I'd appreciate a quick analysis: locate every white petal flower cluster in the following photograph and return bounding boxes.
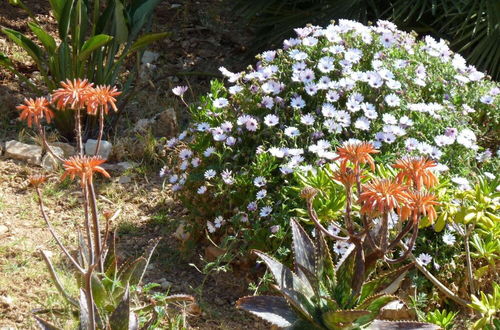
[165,19,499,235]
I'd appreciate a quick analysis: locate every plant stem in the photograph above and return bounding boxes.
[84,268,96,330]
[83,185,95,266]
[75,109,84,156]
[306,199,349,241]
[379,211,389,251]
[398,241,470,307]
[464,224,476,296]
[94,107,104,156]
[37,125,65,163]
[88,181,103,272]
[35,187,85,273]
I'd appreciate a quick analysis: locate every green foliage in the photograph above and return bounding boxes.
[425,309,458,330]
[1,0,167,136]
[237,219,438,329]
[468,283,500,330]
[35,237,194,328]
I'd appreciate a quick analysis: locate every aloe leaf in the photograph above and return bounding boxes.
[254,250,314,299]
[359,263,414,302]
[129,0,164,40]
[79,34,113,61]
[236,295,298,328]
[1,28,43,66]
[118,257,147,289]
[322,309,371,328]
[91,273,108,309]
[332,245,356,307]
[114,0,129,44]
[28,22,57,54]
[291,218,317,283]
[48,0,66,22]
[128,32,169,53]
[33,315,60,330]
[40,250,79,308]
[367,320,441,329]
[355,294,399,326]
[109,285,131,330]
[79,289,90,330]
[317,231,336,294]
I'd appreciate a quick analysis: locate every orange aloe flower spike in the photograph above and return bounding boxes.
[332,168,359,188]
[393,157,438,190]
[85,85,122,115]
[28,174,48,187]
[61,155,110,186]
[336,141,379,173]
[51,78,94,110]
[16,97,54,128]
[359,179,409,217]
[402,191,439,224]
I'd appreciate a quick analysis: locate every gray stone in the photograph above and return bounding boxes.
[5,140,42,165]
[85,139,112,160]
[116,161,137,171]
[141,50,160,64]
[118,176,132,184]
[134,118,155,132]
[49,142,75,157]
[158,278,172,290]
[41,146,64,171]
[152,108,178,138]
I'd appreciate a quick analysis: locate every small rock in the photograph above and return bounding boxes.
[85,139,112,160]
[0,295,13,307]
[49,142,75,157]
[134,118,155,132]
[158,278,172,290]
[0,224,8,235]
[41,250,54,258]
[5,140,42,165]
[173,222,190,242]
[152,108,178,138]
[141,50,160,64]
[116,161,137,171]
[41,146,64,171]
[380,300,415,320]
[171,3,181,8]
[118,176,132,184]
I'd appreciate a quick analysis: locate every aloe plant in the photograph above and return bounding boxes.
[2,0,168,138]
[237,219,439,329]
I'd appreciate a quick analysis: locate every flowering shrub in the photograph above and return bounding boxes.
[164,19,499,250]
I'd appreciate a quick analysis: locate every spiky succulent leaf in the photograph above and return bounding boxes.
[367,320,441,329]
[254,250,314,299]
[236,295,299,328]
[33,315,59,330]
[273,285,316,324]
[354,294,399,326]
[332,245,356,308]
[316,231,336,296]
[91,273,108,309]
[79,289,90,330]
[359,263,414,302]
[322,309,371,329]
[109,285,133,330]
[291,218,317,282]
[119,257,147,288]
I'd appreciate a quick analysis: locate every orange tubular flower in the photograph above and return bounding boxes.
[336,141,379,173]
[401,191,439,223]
[393,157,438,190]
[359,179,409,217]
[28,174,47,187]
[51,78,94,110]
[85,85,121,115]
[332,168,358,188]
[17,97,54,128]
[62,155,110,186]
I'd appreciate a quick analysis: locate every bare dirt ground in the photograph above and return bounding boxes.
[0,0,269,328]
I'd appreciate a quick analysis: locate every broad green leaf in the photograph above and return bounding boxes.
[79,34,113,61]
[236,295,298,328]
[129,32,169,53]
[56,41,71,80]
[355,294,399,326]
[91,274,108,308]
[1,28,43,66]
[27,22,57,54]
[291,218,316,283]
[58,0,74,40]
[277,285,316,324]
[129,0,164,38]
[49,0,66,22]
[114,0,129,44]
[0,52,14,68]
[254,250,314,299]
[317,231,336,294]
[322,309,370,328]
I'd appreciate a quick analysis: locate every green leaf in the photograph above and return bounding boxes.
[27,22,57,54]
[58,0,74,40]
[291,218,316,283]
[48,0,66,22]
[129,0,164,39]
[254,250,314,299]
[91,274,108,308]
[355,294,399,326]
[359,263,414,302]
[276,285,316,324]
[118,257,147,289]
[114,0,129,44]
[0,52,14,68]
[317,231,336,294]
[1,28,43,66]
[236,295,298,328]
[129,32,169,53]
[322,309,371,328]
[109,285,133,330]
[79,34,113,61]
